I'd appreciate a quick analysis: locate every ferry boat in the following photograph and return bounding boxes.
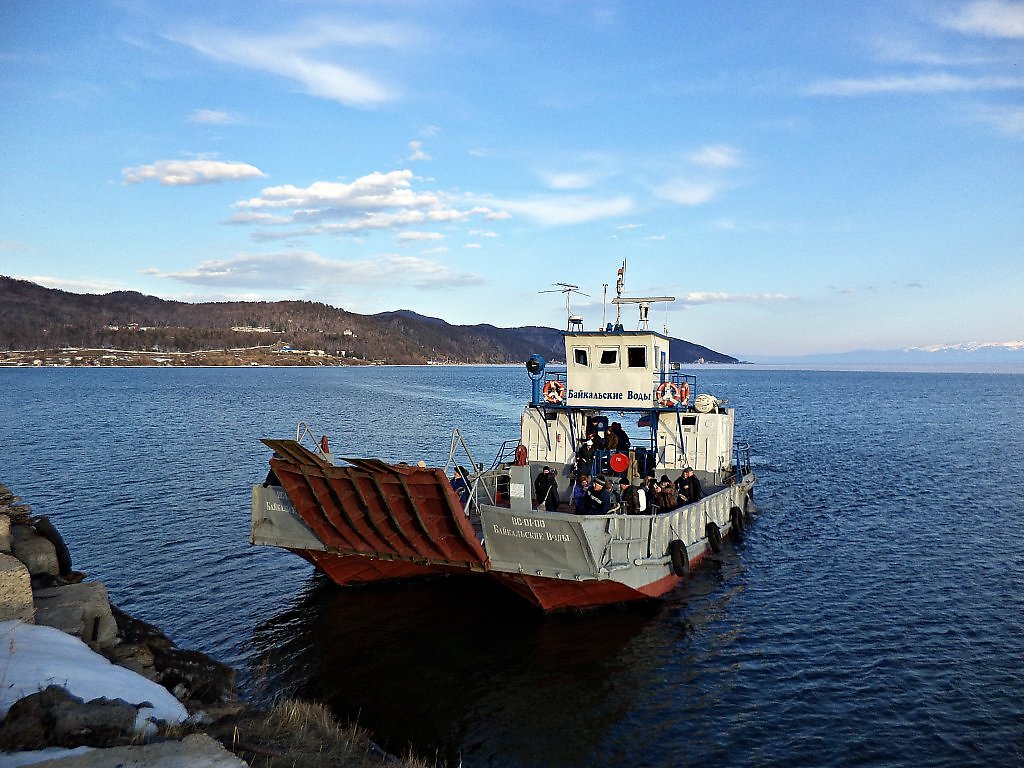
[251,264,756,611]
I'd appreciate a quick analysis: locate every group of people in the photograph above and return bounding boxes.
[558,467,704,515]
[460,448,706,518]
[573,422,632,477]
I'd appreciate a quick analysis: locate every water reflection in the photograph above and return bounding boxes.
[247,546,748,766]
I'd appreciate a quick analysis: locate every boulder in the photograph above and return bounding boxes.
[34,581,118,649]
[0,552,34,622]
[0,685,141,750]
[10,523,59,578]
[0,513,12,553]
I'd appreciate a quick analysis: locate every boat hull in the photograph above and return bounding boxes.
[253,442,754,611]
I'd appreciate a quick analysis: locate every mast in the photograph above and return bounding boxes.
[611,260,675,331]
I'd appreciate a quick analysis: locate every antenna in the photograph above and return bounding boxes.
[610,260,674,331]
[539,282,590,331]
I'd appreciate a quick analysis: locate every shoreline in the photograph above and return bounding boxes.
[0,482,432,767]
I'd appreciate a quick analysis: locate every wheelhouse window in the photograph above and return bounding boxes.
[627,346,647,368]
[599,348,618,366]
[573,348,589,366]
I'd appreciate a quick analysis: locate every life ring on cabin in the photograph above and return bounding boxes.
[543,380,566,404]
[319,435,330,454]
[729,506,744,538]
[656,381,684,407]
[705,521,723,553]
[669,539,689,577]
[514,444,528,466]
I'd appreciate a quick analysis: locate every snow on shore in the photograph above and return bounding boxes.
[0,621,188,732]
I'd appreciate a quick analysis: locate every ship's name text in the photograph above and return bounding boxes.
[567,389,651,402]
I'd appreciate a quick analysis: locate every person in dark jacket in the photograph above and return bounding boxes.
[621,476,648,514]
[534,466,560,511]
[652,475,678,511]
[582,475,613,514]
[574,438,596,477]
[608,422,630,452]
[676,467,704,504]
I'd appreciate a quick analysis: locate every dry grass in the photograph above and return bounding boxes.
[205,698,440,768]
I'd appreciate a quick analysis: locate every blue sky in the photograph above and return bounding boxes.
[2,0,1022,358]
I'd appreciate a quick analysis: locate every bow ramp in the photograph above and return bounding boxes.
[258,439,488,576]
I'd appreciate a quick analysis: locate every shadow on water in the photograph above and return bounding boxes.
[246,544,749,767]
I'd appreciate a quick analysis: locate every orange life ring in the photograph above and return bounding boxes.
[656,381,682,407]
[679,381,691,404]
[320,435,330,453]
[543,380,566,404]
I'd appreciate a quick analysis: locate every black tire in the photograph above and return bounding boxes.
[669,539,689,577]
[705,521,723,553]
[729,506,744,538]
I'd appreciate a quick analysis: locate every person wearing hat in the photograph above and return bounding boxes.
[622,475,648,515]
[582,474,613,515]
[534,465,560,511]
[676,467,704,505]
[652,474,678,511]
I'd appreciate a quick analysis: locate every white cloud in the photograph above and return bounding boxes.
[493,195,634,226]
[237,170,429,210]
[654,180,720,206]
[542,172,598,190]
[971,103,1024,137]
[398,231,443,241]
[679,292,794,305]
[151,250,482,289]
[123,159,266,186]
[20,275,125,293]
[939,0,1024,39]
[188,109,237,125]
[168,20,413,107]
[689,145,742,168]
[408,140,430,161]
[805,72,1024,95]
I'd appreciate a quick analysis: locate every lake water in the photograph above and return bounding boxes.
[1,365,1022,767]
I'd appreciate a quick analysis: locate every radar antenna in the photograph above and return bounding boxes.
[540,282,590,331]
[610,260,675,331]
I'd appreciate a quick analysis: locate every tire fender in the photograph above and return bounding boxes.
[705,521,723,553]
[669,539,689,577]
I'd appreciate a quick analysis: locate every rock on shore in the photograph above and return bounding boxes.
[0,484,243,764]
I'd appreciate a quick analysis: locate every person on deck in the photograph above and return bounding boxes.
[571,474,590,512]
[534,466,560,511]
[613,477,630,509]
[622,476,648,515]
[574,438,596,477]
[676,467,705,505]
[609,422,630,452]
[450,467,470,507]
[652,475,678,511]
[582,475,613,515]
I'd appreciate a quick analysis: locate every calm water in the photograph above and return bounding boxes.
[1,366,1022,767]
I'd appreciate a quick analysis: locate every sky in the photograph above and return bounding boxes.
[1,0,1022,359]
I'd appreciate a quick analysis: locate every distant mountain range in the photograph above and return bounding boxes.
[752,342,1024,367]
[0,276,738,365]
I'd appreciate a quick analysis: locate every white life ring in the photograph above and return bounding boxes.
[656,381,684,407]
[543,380,566,404]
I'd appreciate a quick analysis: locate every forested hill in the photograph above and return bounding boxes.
[0,276,739,365]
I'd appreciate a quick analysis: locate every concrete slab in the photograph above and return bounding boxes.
[8,733,249,767]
